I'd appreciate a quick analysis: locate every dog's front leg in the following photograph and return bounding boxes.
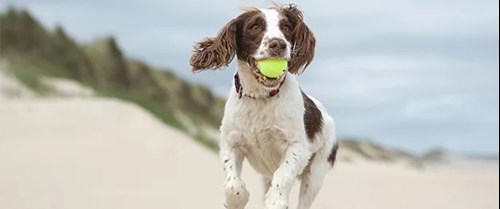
[220,136,249,209]
[265,140,311,209]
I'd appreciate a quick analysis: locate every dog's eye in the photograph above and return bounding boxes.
[249,24,260,32]
[282,25,292,32]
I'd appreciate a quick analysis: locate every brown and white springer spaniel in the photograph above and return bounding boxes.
[190,4,338,209]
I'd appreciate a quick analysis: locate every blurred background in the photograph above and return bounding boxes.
[0,0,498,209]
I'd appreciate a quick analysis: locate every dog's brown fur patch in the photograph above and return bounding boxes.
[328,143,339,167]
[302,91,323,142]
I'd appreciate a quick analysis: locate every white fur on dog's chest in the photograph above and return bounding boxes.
[239,127,288,177]
[222,93,305,177]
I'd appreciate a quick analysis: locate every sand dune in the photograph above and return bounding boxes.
[0,93,498,209]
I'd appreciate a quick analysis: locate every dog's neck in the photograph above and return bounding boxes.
[236,60,287,99]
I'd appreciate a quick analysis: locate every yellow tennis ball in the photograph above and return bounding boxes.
[257,59,288,78]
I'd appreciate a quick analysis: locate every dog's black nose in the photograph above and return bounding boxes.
[268,38,287,56]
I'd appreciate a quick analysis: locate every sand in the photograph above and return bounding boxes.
[0,78,498,209]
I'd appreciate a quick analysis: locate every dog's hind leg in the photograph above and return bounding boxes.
[296,146,336,209]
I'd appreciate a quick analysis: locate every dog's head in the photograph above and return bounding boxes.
[190,4,315,86]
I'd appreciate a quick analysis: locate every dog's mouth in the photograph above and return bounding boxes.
[248,59,286,88]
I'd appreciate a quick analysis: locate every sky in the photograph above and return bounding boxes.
[1,0,498,154]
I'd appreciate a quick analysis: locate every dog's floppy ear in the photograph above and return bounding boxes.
[190,18,239,72]
[282,4,316,75]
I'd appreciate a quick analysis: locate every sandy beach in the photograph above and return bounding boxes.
[0,81,498,209]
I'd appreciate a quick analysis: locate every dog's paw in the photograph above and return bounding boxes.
[224,178,249,209]
[264,187,289,209]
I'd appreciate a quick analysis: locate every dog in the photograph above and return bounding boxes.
[190,4,338,209]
